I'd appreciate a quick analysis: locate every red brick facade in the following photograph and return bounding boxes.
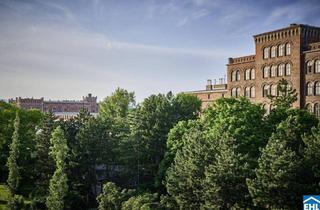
[192,24,320,116]
[9,93,98,119]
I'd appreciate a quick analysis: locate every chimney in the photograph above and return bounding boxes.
[206,79,213,90]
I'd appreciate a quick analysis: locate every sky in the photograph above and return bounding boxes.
[0,0,320,102]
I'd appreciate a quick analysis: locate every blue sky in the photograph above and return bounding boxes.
[0,0,320,101]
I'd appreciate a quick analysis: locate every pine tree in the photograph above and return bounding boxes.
[46,126,69,210]
[6,112,21,194]
[203,137,251,209]
[33,111,56,204]
[247,115,316,209]
[165,129,215,209]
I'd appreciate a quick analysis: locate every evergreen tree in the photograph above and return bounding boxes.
[165,129,215,209]
[247,114,317,209]
[6,112,21,194]
[203,137,251,209]
[33,111,56,206]
[46,126,69,210]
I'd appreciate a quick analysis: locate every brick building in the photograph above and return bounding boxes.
[9,93,98,119]
[192,24,320,117]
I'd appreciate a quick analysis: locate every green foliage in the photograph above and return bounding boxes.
[204,137,252,209]
[202,97,268,160]
[6,112,21,194]
[166,129,214,209]
[8,194,26,210]
[0,184,10,210]
[247,113,318,209]
[33,111,56,205]
[268,78,298,109]
[121,192,158,210]
[46,126,69,210]
[99,88,135,123]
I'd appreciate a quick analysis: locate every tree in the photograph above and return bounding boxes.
[33,111,56,206]
[6,112,21,194]
[46,126,69,210]
[268,78,298,109]
[99,88,135,123]
[171,93,201,122]
[165,129,215,209]
[74,117,114,208]
[97,182,135,210]
[247,113,317,209]
[203,137,251,209]
[121,192,158,210]
[130,93,174,189]
[155,120,200,190]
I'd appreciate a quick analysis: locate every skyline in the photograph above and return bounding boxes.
[1,0,320,102]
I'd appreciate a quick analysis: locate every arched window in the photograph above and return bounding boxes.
[315,60,320,73]
[263,84,270,97]
[315,82,320,95]
[245,87,251,97]
[306,61,313,74]
[271,46,277,58]
[232,71,237,81]
[287,83,292,93]
[236,70,241,81]
[245,69,251,80]
[278,64,285,76]
[271,84,277,96]
[231,88,237,97]
[314,103,320,118]
[236,87,241,98]
[251,69,255,80]
[278,44,285,56]
[285,63,291,76]
[286,43,291,55]
[251,86,255,98]
[263,66,270,78]
[306,103,312,114]
[264,47,270,59]
[271,65,277,77]
[307,82,313,96]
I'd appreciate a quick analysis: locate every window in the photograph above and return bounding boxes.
[263,66,270,78]
[236,70,240,81]
[287,83,292,94]
[208,94,211,99]
[315,82,320,95]
[264,47,270,59]
[271,46,277,58]
[285,63,291,76]
[251,86,255,98]
[307,61,313,74]
[231,88,237,97]
[316,60,320,73]
[236,87,241,98]
[271,85,277,96]
[278,64,285,76]
[307,82,313,96]
[245,87,251,97]
[251,69,255,80]
[286,43,291,55]
[306,104,312,114]
[278,44,285,56]
[232,71,237,81]
[315,103,320,118]
[271,65,277,77]
[245,69,251,80]
[263,85,270,97]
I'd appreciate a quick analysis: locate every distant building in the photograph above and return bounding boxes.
[9,93,99,120]
[191,23,320,117]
